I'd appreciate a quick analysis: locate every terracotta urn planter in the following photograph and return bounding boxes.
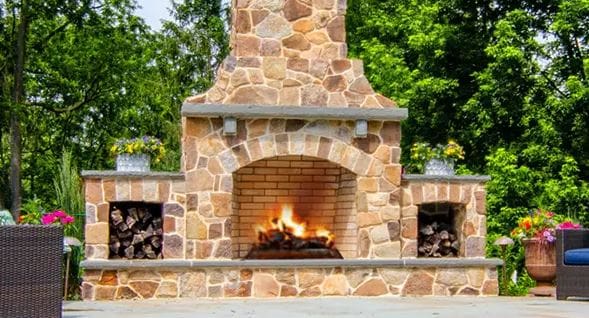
[522,238,556,296]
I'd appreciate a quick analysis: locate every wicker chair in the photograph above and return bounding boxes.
[556,229,589,300]
[0,225,64,318]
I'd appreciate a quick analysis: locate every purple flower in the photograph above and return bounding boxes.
[543,230,556,243]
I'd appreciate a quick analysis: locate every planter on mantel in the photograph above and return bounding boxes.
[116,154,150,172]
[424,159,455,176]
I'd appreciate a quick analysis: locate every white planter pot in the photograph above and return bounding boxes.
[116,154,150,172]
[424,158,454,176]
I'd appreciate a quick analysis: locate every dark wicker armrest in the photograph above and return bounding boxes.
[556,229,589,265]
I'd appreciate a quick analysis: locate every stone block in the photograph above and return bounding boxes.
[373,241,401,258]
[214,239,232,258]
[94,285,117,300]
[129,281,159,299]
[163,234,184,259]
[401,217,417,239]
[379,269,410,286]
[85,179,103,204]
[465,236,486,257]
[284,0,312,21]
[353,278,388,296]
[115,286,139,300]
[482,279,499,295]
[436,269,468,286]
[370,224,390,244]
[224,281,252,297]
[298,269,325,289]
[211,192,232,217]
[180,271,206,298]
[253,273,280,297]
[322,274,348,296]
[299,286,321,297]
[281,285,298,297]
[85,223,109,244]
[357,212,381,227]
[156,282,178,298]
[186,214,207,240]
[257,14,292,38]
[402,271,434,296]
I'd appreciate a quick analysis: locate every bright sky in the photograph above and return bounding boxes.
[135,0,172,31]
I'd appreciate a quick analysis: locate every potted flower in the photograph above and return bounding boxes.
[410,140,465,175]
[511,209,582,296]
[110,136,165,172]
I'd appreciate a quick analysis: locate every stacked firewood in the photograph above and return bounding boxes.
[418,221,460,257]
[109,206,163,259]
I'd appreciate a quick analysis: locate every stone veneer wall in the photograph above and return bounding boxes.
[232,155,357,258]
[81,265,498,300]
[186,0,397,108]
[84,174,186,260]
[183,117,403,259]
[399,176,489,259]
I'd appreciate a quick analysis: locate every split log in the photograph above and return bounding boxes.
[418,221,460,257]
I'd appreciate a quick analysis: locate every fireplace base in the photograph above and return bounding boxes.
[80,259,501,299]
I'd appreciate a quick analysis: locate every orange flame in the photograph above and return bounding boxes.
[255,204,334,245]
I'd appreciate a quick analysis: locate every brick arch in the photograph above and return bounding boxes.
[209,132,386,177]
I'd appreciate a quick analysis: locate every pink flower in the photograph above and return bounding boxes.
[53,210,66,218]
[41,214,57,225]
[557,221,582,230]
[61,215,75,224]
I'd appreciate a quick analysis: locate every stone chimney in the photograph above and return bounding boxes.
[185,0,396,108]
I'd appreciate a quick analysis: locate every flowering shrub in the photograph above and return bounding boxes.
[41,210,75,226]
[19,209,75,227]
[409,140,465,172]
[511,209,582,243]
[110,136,165,163]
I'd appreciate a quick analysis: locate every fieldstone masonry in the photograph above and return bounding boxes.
[81,0,499,300]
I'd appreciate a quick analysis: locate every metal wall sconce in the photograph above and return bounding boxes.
[223,117,237,136]
[355,119,368,138]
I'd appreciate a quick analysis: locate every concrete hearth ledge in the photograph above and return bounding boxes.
[181,104,409,121]
[81,170,185,179]
[81,258,502,270]
[402,174,491,182]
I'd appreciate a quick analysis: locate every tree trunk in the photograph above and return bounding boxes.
[9,2,28,218]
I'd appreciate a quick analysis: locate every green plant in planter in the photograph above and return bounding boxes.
[409,140,465,173]
[110,136,166,163]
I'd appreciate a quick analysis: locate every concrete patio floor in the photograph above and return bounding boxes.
[63,297,588,318]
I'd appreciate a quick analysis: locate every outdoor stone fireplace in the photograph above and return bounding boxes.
[80,0,500,300]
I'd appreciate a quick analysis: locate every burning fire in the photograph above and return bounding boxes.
[255,205,335,247]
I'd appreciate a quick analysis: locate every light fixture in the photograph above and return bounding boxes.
[355,119,368,138]
[223,117,237,136]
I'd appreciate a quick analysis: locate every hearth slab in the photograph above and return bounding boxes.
[81,258,502,270]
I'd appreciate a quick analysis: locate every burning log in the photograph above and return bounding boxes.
[245,205,341,259]
[418,221,460,257]
[109,205,163,259]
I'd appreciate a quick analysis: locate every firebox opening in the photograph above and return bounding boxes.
[417,202,465,258]
[231,155,357,259]
[108,201,164,259]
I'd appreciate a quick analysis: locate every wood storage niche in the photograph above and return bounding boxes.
[108,201,164,259]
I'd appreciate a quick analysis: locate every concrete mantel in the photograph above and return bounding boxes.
[402,174,491,183]
[81,170,185,180]
[181,104,409,121]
